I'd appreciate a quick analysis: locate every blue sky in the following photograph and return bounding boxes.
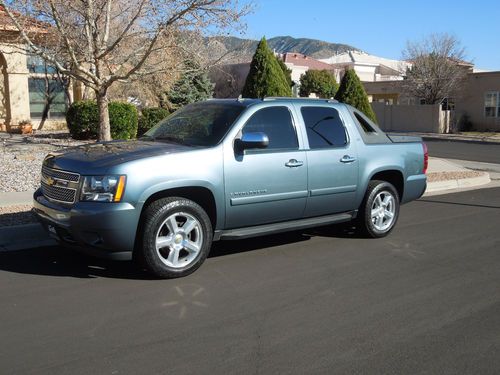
[238,0,500,70]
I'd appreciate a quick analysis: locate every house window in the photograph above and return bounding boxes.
[484,92,499,118]
[27,55,57,74]
[28,78,67,118]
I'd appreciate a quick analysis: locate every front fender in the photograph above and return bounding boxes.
[136,180,224,229]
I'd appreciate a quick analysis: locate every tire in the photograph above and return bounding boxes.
[138,197,213,279]
[357,180,400,238]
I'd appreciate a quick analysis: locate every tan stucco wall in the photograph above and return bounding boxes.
[0,43,31,128]
[372,102,446,133]
[0,56,6,123]
[455,72,500,131]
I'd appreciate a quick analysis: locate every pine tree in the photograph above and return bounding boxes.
[334,69,377,122]
[299,69,338,98]
[277,58,293,88]
[242,37,292,98]
[164,60,214,110]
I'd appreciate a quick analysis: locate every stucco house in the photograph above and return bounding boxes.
[320,51,409,83]
[364,68,500,132]
[0,6,78,132]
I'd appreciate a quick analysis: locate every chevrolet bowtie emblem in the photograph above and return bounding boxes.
[46,176,55,186]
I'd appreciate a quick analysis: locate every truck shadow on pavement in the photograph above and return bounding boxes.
[0,247,150,280]
[0,223,362,280]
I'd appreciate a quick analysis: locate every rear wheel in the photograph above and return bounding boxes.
[357,180,400,238]
[139,197,212,278]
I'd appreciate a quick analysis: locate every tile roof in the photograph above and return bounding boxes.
[0,5,49,33]
[282,52,335,71]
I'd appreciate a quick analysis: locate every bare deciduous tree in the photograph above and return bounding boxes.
[402,33,471,105]
[0,0,249,140]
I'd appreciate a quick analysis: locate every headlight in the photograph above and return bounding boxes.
[80,175,126,202]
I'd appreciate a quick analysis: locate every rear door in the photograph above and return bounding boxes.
[298,105,359,217]
[224,105,308,229]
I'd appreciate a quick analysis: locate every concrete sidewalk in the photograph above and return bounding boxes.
[0,157,494,253]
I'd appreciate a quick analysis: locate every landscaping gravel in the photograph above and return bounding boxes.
[0,150,49,193]
[0,132,90,193]
[426,170,483,182]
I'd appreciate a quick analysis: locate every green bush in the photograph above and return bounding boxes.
[66,100,138,140]
[138,107,170,136]
[66,100,99,139]
[108,102,138,140]
[299,69,338,98]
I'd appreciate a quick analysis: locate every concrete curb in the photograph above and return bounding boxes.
[0,191,34,207]
[0,223,56,252]
[425,172,491,193]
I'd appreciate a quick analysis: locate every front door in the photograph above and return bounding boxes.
[224,106,308,229]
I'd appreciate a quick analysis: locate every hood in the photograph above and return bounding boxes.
[43,140,193,173]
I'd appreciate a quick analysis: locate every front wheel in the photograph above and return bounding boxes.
[139,197,213,278]
[357,180,400,238]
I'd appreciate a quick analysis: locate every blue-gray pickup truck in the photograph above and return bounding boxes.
[33,98,428,278]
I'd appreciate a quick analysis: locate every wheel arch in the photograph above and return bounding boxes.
[140,186,218,229]
[368,169,404,201]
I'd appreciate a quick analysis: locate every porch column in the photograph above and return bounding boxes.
[3,44,30,126]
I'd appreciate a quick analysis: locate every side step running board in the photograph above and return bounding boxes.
[214,211,356,241]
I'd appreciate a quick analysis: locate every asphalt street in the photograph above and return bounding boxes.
[425,139,500,164]
[1,187,499,374]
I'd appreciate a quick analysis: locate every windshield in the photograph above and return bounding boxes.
[141,102,245,147]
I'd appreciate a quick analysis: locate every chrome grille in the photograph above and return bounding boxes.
[42,165,80,182]
[41,181,77,203]
[40,166,80,204]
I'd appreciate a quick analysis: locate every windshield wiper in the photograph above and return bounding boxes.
[138,134,156,141]
[154,136,192,146]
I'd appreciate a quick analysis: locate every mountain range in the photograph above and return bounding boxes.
[210,35,362,62]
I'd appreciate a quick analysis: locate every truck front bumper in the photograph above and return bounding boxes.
[33,189,140,260]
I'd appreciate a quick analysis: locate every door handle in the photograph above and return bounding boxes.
[340,155,356,163]
[285,159,304,168]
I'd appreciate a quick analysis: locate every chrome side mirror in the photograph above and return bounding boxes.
[235,132,269,152]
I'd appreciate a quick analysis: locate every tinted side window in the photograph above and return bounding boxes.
[243,107,298,150]
[301,107,347,148]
